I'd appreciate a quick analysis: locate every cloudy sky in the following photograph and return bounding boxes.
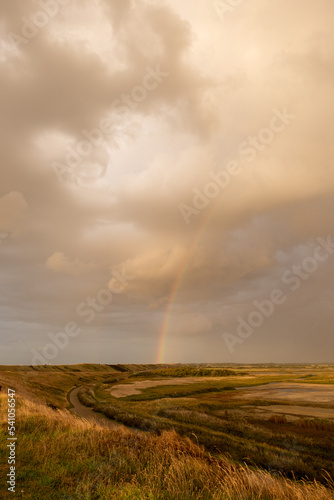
[1,0,334,365]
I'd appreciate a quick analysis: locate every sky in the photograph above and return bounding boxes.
[0,0,334,365]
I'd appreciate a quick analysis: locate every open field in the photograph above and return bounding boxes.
[0,363,334,498]
[237,383,334,404]
[87,364,334,486]
[257,405,334,420]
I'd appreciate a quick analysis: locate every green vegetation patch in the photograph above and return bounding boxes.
[131,367,245,378]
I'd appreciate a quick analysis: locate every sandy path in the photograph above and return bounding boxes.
[69,386,117,428]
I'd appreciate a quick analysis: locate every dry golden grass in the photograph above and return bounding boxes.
[296,418,334,431]
[267,414,288,424]
[1,394,333,499]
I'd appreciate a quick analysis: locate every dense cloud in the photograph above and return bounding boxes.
[0,0,333,364]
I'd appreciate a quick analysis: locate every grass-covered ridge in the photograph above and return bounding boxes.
[0,364,155,409]
[131,367,244,378]
[1,393,333,500]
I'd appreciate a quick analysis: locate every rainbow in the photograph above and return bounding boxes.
[155,249,190,364]
[156,205,218,364]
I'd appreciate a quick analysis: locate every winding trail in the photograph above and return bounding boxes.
[68,386,118,429]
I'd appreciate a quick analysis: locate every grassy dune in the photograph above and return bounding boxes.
[0,364,153,409]
[1,393,333,499]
